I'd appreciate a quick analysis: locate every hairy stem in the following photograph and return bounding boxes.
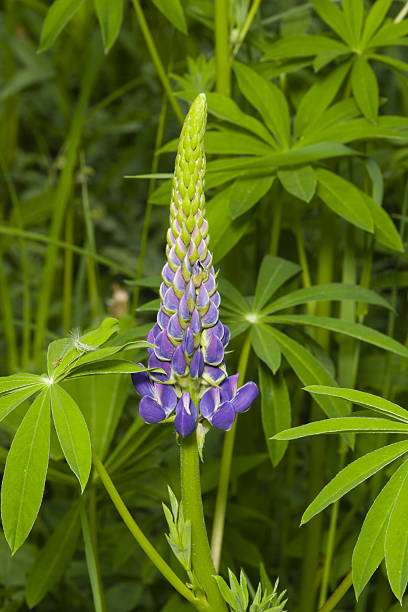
[180,435,227,611]
[210,331,252,572]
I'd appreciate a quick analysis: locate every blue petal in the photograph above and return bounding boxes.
[220,374,239,402]
[203,335,224,366]
[190,348,204,378]
[172,345,186,375]
[191,308,202,335]
[139,396,166,423]
[222,325,231,347]
[212,401,236,431]
[168,313,183,341]
[182,326,194,356]
[131,366,154,396]
[154,330,175,361]
[175,393,197,436]
[154,383,177,415]
[148,354,171,382]
[232,381,259,413]
[199,387,220,419]
[202,301,218,327]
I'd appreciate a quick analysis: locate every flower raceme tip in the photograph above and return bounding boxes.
[131,93,258,436]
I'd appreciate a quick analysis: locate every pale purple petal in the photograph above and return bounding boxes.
[212,401,236,431]
[203,273,216,295]
[182,327,194,356]
[211,291,221,309]
[168,246,180,269]
[203,365,226,385]
[154,330,175,360]
[139,396,166,424]
[157,308,170,330]
[179,293,190,323]
[168,313,183,341]
[233,381,259,413]
[191,308,202,335]
[197,285,209,311]
[159,282,167,301]
[185,280,196,308]
[148,354,171,382]
[172,345,186,375]
[203,335,224,366]
[202,301,218,327]
[220,374,239,402]
[222,325,231,347]
[131,367,154,396]
[190,348,204,378]
[164,287,179,314]
[199,387,220,419]
[173,268,185,296]
[212,321,224,339]
[154,383,177,415]
[162,263,175,285]
[174,393,197,436]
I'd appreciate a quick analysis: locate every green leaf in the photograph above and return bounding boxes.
[39,0,85,52]
[369,52,408,74]
[295,62,352,138]
[305,386,408,423]
[152,0,187,34]
[0,385,46,423]
[252,325,281,374]
[230,176,274,220]
[316,168,374,232]
[342,0,364,46]
[262,34,349,60]
[80,506,105,612]
[369,20,408,48]
[253,255,301,311]
[352,458,408,599]
[47,338,72,376]
[94,0,123,52]
[1,388,51,553]
[259,365,291,467]
[64,374,130,459]
[278,166,316,202]
[302,440,408,525]
[267,328,350,421]
[311,0,354,45]
[361,191,403,252]
[50,385,91,491]
[275,417,408,440]
[233,62,291,149]
[361,0,393,47]
[66,360,151,378]
[205,130,273,156]
[351,56,379,123]
[0,374,45,396]
[26,501,81,607]
[264,283,392,314]
[218,279,249,314]
[385,463,408,601]
[268,314,408,359]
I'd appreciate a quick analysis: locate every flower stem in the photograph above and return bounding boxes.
[215,0,231,97]
[131,0,184,124]
[179,435,227,611]
[318,570,352,612]
[92,453,199,607]
[210,330,252,572]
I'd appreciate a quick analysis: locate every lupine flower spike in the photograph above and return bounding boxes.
[132,94,258,436]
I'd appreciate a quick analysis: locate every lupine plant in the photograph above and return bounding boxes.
[1,0,408,611]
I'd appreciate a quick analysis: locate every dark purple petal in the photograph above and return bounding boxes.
[139,396,166,424]
[172,345,186,375]
[197,285,209,311]
[220,374,239,402]
[173,268,185,296]
[191,308,202,335]
[131,367,154,396]
[203,365,226,385]
[199,387,219,419]
[179,293,190,323]
[162,263,175,286]
[190,348,204,378]
[203,335,224,366]
[222,325,231,347]
[168,313,183,341]
[164,287,179,314]
[157,308,170,330]
[154,383,177,415]
[182,327,194,356]
[148,354,171,382]
[202,300,218,327]
[153,323,161,337]
[154,330,175,360]
[212,401,236,431]
[147,329,155,356]
[174,393,197,436]
[232,381,259,413]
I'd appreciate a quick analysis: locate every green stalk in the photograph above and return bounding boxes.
[63,206,74,334]
[269,197,282,256]
[0,256,19,372]
[133,94,168,309]
[210,331,252,572]
[180,435,227,611]
[300,206,334,612]
[92,453,200,607]
[131,0,183,124]
[318,570,352,612]
[34,40,101,361]
[80,502,107,612]
[232,0,262,57]
[214,0,231,97]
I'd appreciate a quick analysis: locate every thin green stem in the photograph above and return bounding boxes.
[34,40,101,361]
[180,435,227,611]
[0,256,19,372]
[63,206,74,334]
[133,94,168,309]
[232,0,262,57]
[215,0,231,96]
[92,453,199,607]
[80,502,107,612]
[210,330,252,572]
[395,1,408,23]
[269,197,282,256]
[131,0,183,124]
[318,570,353,612]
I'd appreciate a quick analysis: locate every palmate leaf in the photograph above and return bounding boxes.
[352,458,408,599]
[253,256,300,311]
[311,0,353,45]
[0,374,45,396]
[361,0,393,47]
[301,440,408,525]
[39,0,85,52]
[1,388,51,553]
[252,325,281,374]
[262,34,349,60]
[94,0,123,52]
[385,467,408,601]
[229,176,274,220]
[0,385,46,423]
[277,166,316,203]
[259,365,291,467]
[152,0,187,34]
[351,56,379,123]
[274,417,408,440]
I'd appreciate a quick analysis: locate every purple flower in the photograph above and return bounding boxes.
[132,369,177,424]
[199,375,259,430]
